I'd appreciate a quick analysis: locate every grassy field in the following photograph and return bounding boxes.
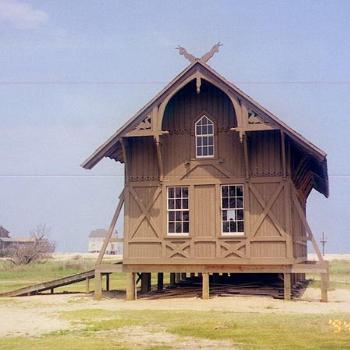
[0,309,350,350]
[1,256,350,294]
[0,257,350,349]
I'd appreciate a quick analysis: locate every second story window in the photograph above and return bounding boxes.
[195,115,214,158]
[167,187,189,235]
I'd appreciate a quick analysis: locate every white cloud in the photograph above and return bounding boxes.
[0,0,48,29]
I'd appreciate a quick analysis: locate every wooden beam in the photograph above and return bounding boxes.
[141,273,151,293]
[281,131,287,179]
[284,273,291,300]
[202,272,209,299]
[105,274,110,292]
[154,135,164,181]
[291,189,324,262]
[243,133,249,180]
[94,271,102,300]
[157,273,164,291]
[170,272,176,286]
[321,273,328,302]
[96,190,125,266]
[126,272,136,301]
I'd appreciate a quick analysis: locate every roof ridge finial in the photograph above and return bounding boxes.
[176,42,223,64]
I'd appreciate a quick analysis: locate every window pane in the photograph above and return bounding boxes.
[183,222,189,233]
[183,211,189,221]
[208,146,214,155]
[175,211,182,221]
[229,198,235,208]
[223,221,229,232]
[237,209,244,220]
[208,124,213,134]
[203,137,207,146]
[236,198,243,208]
[175,187,182,198]
[168,199,174,209]
[236,186,243,196]
[202,125,207,134]
[197,137,202,146]
[196,125,201,134]
[168,222,175,233]
[229,186,235,196]
[222,210,227,221]
[168,188,174,198]
[197,147,203,156]
[175,199,182,209]
[182,199,188,209]
[222,198,228,208]
[237,221,244,232]
[230,221,236,232]
[222,186,228,197]
[203,147,208,156]
[208,136,213,145]
[169,211,175,221]
[176,222,182,233]
[182,187,188,198]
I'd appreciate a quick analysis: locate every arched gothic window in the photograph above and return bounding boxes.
[195,115,214,158]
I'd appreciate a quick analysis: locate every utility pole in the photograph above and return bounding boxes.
[320,232,327,256]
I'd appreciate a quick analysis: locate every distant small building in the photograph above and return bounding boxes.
[0,226,35,255]
[0,226,10,238]
[88,229,121,255]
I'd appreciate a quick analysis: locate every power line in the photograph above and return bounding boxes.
[1,80,350,86]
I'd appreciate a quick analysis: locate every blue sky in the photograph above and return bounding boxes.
[0,0,349,252]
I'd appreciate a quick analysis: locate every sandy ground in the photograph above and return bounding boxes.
[1,287,350,338]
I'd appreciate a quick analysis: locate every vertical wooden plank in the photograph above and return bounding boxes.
[189,184,195,257]
[285,180,293,259]
[105,274,110,292]
[126,272,136,301]
[202,272,209,299]
[215,183,221,258]
[141,273,151,293]
[94,271,102,300]
[321,273,328,302]
[284,273,291,300]
[157,273,164,291]
[244,182,251,259]
[170,272,176,286]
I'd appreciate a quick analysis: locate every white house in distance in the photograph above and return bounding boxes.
[88,229,121,255]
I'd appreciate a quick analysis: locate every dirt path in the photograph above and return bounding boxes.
[1,287,350,338]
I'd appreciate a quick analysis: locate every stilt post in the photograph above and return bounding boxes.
[321,273,328,302]
[202,272,209,299]
[126,272,136,300]
[284,273,291,300]
[170,273,176,286]
[157,273,164,291]
[106,274,110,291]
[95,271,102,300]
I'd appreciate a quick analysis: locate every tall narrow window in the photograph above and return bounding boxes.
[221,185,244,235]
[167,187,189,235]
[195,115,214,158]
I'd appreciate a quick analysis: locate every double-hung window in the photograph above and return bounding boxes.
[221,185,244,235]
[195,115,214,158]
[167,187,189,235]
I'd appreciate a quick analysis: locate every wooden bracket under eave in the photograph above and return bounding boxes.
[154,135,164,181]
[125,130,169,138]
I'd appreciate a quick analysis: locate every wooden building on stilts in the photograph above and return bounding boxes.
[82,45,329,301]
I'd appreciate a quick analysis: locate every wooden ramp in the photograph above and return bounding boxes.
[0,269,96,297]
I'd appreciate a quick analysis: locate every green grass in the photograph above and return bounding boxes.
[308,259,350,290]
[1,309,350,350]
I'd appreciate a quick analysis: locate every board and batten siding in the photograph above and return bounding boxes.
[123,80,305,265]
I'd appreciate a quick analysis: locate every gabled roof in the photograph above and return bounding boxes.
[82,60,328,197]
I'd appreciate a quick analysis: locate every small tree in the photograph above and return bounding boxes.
[7,224,55,265]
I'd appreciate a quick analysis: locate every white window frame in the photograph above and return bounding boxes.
[221,184,245,236]
[167,186,190,236]
[195,115,215,158]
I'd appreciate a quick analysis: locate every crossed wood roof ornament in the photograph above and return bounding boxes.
[176,42,223,64]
